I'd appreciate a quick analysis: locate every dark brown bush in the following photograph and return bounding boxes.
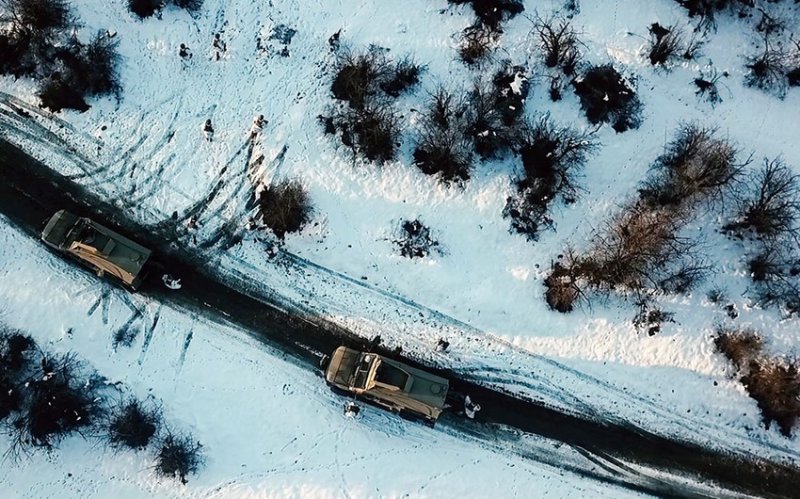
[458,23,499,66]
[725,158,800,239]
[647,23,685,67]
[535,16,581,75]
[714,328,763,371]
[449,0,524,29]
[258,179,312,239]
[572,64,642,132]
[155,431,204,484]
[413,88,473,182]
[741,359,800,436]
[108,398,160,450]
[639,124,741,209]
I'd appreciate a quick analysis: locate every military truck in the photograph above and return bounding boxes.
[41,210,152,290]
[324,346,449,426]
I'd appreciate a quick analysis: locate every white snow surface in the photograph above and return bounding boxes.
[1,0,799,488]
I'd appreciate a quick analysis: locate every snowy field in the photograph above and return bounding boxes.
[1,0,799,493]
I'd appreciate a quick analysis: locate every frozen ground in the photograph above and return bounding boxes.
[0,0,799,489]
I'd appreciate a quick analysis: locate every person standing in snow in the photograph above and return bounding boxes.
[249,114,266,140]
[203,119,214,142]
[464,395,481,419]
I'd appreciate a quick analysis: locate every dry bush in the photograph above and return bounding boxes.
[694,66,725,105]
[257,179,312,239]
[0,330,35,421]
[170,0,202,11]
[535,16,581,75]
[108,398,160,450]
[647,23,686,67]
[572,64,642,132]
[394,219,440,258]
[580,204,707,293]
[448,0,524,29]
[504,116,595,240]
[9,352,103,452]
[464,67,529,159]
[639,124,741,209]
[633,301,675,336]
[331,49,391,110]
[128,0,162,18]
[379,56,421,98]
[714,328,763,370]
[544,252,585,312]
[674,0,745,31]
[741,358,800,436]
[155,430,204,484]
[458,23,499,66]
[746,240,800,315]
[332,99,402,164]
[725,158,800,239]
[1,0,73,41]
[745,34,794,97]
[413,87,473,182]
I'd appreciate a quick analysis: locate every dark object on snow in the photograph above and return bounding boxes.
[344,401,360,417]
[128,0,162,18]
[179,43,192,59]
[449,0,524,29]
[435,339,450,352]
[328,29,341,51]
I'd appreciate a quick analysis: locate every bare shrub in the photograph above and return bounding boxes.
[725,159,800,240]
[647,23,686,67]
[633,300,674,336]
[155,430,204,484]
[10,352,103,451]
[331,48,390,110]
[714,328,763,370]
[745,35,793,97]
[741,358,800,436]
[394,219,440,258]
[464,68,529,159]
[458,23,499,66]
[0,330,35,421]
[128,0,162,18]
[108,398,160,450]
[379,56,421,98]
[169,0,202,12]
[257,179,312,239]
[674,0,744,31]
[333,99,402,164]
[535,16,581,75]
[544,253,585,312]
[37,75,90,112]
[572,64,642,132]
[639,124,742,209]
[694,66,725,105]
[412,87,473,182]
[1,0,73,42]
[504,116,595,240]
[579,204,707,293]
[448,0,524,29]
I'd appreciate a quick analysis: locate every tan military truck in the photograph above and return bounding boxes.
[41,210,152,290]
[324,346,449,426]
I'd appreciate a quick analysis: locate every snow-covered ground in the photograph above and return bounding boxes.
[0,216,648,498]
[1,0,799,490]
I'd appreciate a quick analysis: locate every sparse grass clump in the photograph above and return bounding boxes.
[535,16,581,75]
[458,23,499,66]
[647,23,686,67]
[572,64,642,132]
[257,179,312,239]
